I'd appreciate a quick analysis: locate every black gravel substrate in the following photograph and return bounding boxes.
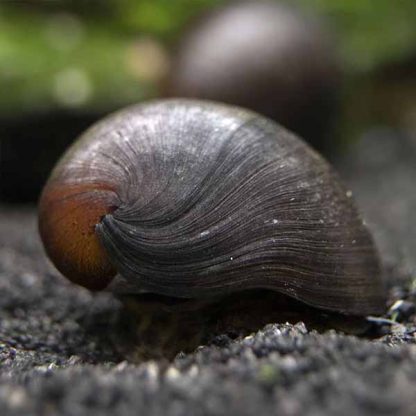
[0,129,415,416]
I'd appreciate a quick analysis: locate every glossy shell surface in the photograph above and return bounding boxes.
[39,99,384,315]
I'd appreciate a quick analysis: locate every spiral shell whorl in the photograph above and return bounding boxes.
[39,100,384,314]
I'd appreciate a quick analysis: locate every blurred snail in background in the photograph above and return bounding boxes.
[39,99,384,324]
[165,0,341,150]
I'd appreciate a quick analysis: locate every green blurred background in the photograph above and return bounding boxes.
[0,0,415,200]
[1,0,415,117]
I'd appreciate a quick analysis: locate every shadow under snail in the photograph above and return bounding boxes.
[38,99,385,358]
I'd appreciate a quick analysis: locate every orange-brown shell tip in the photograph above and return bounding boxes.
[38,181,118,291]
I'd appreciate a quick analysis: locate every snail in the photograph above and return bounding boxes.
[39,99,385,322]
[164,0,341,149]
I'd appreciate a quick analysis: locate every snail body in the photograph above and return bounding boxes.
[39,99,384,316]
[165,1,340,148]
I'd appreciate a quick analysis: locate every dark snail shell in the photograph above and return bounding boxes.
[165,1,340,148]
[38,99,385,315]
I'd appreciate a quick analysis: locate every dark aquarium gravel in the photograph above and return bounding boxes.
[0,129,415,416]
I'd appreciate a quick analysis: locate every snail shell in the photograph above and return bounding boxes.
[165,1,340,148]
[39,99,385,315]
